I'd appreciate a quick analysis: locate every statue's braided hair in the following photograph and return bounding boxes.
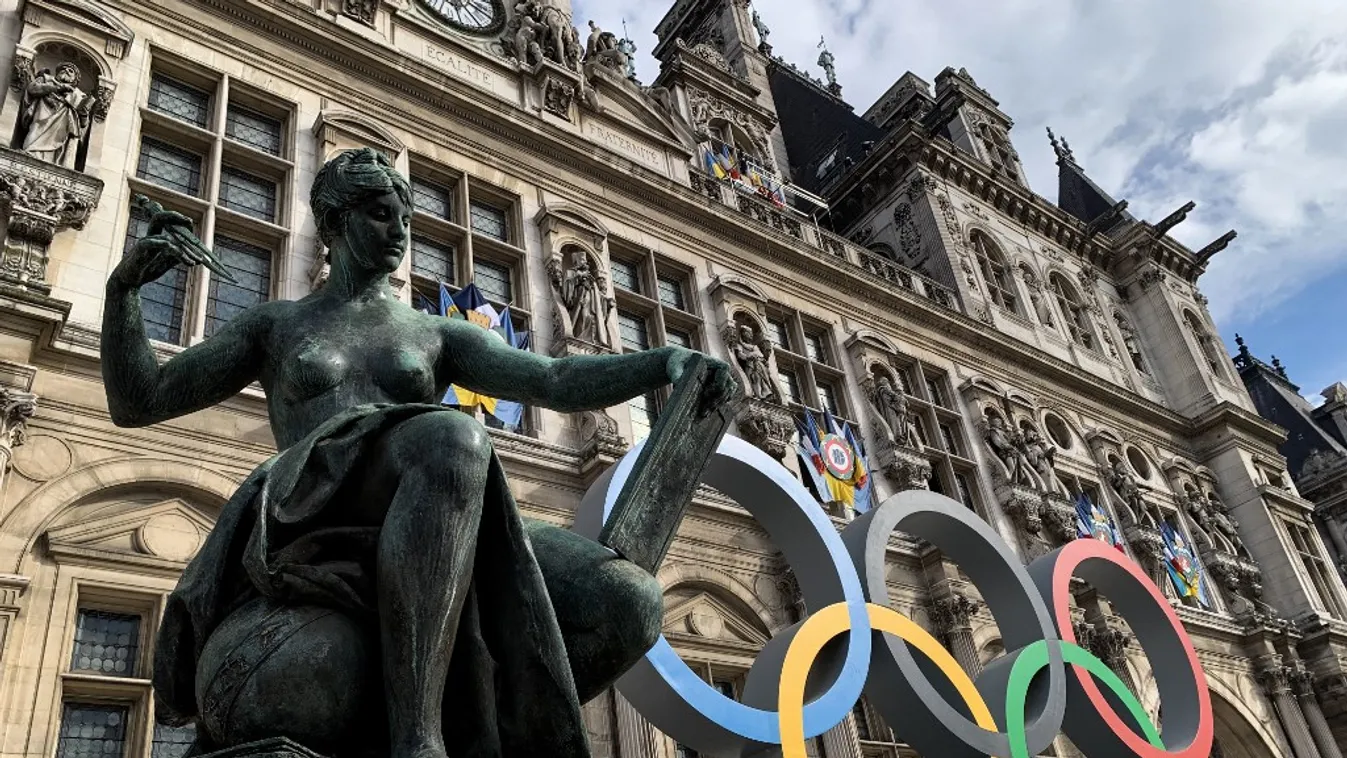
[310,147,412,248]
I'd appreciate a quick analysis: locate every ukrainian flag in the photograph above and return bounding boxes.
[438,282,526,429]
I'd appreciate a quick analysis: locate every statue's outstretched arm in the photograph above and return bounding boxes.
[102,217,276,427]
[439,316,734,413]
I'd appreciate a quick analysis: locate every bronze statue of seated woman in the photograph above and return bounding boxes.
[101,148,735,758]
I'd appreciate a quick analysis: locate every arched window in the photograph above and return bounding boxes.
[1184,311,1228,379]
[1049,273,1094,349]
[978,124,1020,183]
[868,243,897,261]
[971,232,1016,312]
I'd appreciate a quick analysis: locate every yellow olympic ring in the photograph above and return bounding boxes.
[778,602,998,758]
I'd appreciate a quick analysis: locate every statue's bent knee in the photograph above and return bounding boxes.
[196,599,374,753]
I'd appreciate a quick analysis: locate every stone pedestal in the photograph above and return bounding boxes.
[1123,525,1167,588]
[996,481,1045,536]
[735,397,794,461]
[1040,492,1077,546]
[550,335,612,359]
[877,443,932,491]
[0,147,103,292]
[530,59,586,122]
[576,408,627,484]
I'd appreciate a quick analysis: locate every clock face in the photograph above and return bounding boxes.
[419,0,505,35]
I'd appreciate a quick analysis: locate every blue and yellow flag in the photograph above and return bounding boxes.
[1162,521,1209,607]
[438,282,526,430]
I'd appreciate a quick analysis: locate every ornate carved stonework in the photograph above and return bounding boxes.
[546,247,614,349]
[687,86,772,162]
[735,398,794,461]
[877,445,932,491]
[0,386,37,466]
[930,594,979,635]
[543,73,577,120]
[341,0,377,25]
[0,147,103,292]
[998,482,1045,535]
[893,203,921,261]
[577,408,627,482]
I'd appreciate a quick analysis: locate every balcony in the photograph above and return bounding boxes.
[688,170,958,313]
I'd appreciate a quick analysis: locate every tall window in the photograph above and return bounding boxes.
[609,244,702,443]
[1050,273,1094,350]
[978,123,1021,183]
[971,232,1017,312]
[1184,310,1228,380]
[1288,522,1346,617]
[128,60,292,346]
[876,360,979,513]
[57,595,197,758]
[768,308,846,426]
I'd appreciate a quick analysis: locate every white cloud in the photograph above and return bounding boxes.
[572,0,1347,328]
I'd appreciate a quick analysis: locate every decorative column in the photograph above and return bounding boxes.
[1293,666,1344,758]
[614,690,660,758]
[0,148,104,292]
[817,712,864,758]
[1259,661,1322,758]
[931,593,983,679]
[1075,621,1137,696]
[0,385,37,497]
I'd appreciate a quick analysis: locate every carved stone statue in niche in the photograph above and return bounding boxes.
[1189,490,1248,557]
[1108,458,1156,528]
[1115,315,1147,374]
[723,321,780,403]
[15,62,93,168]
[984,414,1032,486]
[868,375,922,450]
[547,248,613,348]
[1019,425,1059,492]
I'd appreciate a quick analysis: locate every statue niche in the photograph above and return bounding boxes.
[864,365,931,491]
[546,245,614,350]
[11,51,99,171]
[722,315,781,404]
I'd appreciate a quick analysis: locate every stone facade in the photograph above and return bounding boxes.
[0,1,1343,758]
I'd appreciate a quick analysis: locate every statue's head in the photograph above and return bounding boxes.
[876,375,893,391]
[55,63,80,85]
[738,324,755,342]
[570,249,589,269]
[311,148,413,275]
[988,414,1004,429]
[589,19,598,31]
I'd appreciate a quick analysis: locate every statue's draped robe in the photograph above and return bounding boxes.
[561,271,607,346]
[20,79,84,164]
[153,404,591,757]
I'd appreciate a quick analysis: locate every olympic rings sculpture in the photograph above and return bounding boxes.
[575,435,1214,758]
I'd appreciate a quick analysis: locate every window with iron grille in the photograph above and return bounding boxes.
[766,318,791,351]
[70,609,141,677]
[137,138,203,196]
[124,206,190,344]
[218,167,277,222]
[778,369,802,404]
[939,424,960,455]
[610,259,641,293]
[657,275,686,310]
[628,392,658,442]
[225,104,282,155]
[617,311,649,351]
[469,200,508,241]
[412,180,454,220]
[816,382,840,415]
[151,724,197,758]
[148,74,210,127]
[925,376,946,407]
[205,236,271,337]
[473,259,513,303]
[804,333,827,364]
[57,703,129,758]
[666,329,692,349]
[411,236,455,285]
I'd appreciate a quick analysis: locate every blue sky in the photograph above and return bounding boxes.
[574,0,1347,402]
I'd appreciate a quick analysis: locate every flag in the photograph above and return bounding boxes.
[719,144,741,180]
[794,415,828,498]
[415,292,438,314]
[1074,494,1124,552]
[440,282,522,428]
[705,145,726,179]
[842,422,872,514]
[1162,522,1209,607]
[814,409,867,509]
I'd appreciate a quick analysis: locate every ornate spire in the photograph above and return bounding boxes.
[1046,126,1078,167]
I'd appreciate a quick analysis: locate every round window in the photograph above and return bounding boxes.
[1044,414,1072,449]
[1126,447,1153,480]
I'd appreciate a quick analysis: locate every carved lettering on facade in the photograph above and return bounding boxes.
[422,43,498,92]
[585,122,663,171]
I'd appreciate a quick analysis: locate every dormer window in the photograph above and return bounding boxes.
[978,124,1020,183]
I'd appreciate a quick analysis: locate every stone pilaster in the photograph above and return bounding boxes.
[0,574,30,666]
[1259,660,1323,758]
[614,690,660,758]
[1292,666,1344,758]
[931,593,983,679]
[817,712,864,758]
[0,385,36,498]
